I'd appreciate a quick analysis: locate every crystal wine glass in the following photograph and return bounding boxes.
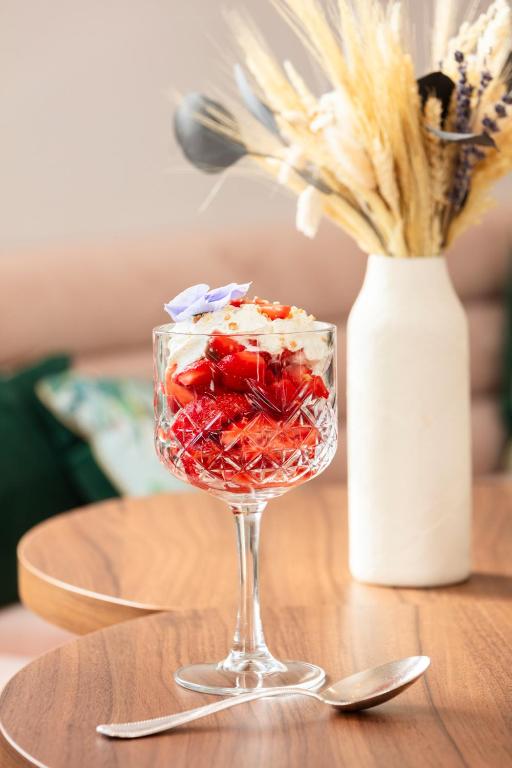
[153,324,337,695]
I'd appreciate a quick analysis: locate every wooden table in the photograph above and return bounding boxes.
[1,480,511,767]
[17,481,512,634]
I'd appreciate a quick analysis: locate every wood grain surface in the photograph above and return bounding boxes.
[17,480,512,635]
[1,600,511,768]
[5,479,512,767]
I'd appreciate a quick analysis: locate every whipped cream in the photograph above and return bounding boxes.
[165,304,330,374]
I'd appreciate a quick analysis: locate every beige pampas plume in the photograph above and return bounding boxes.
[282,60,317,113]
[175,0,512,257]
[311,90,377,192]
[432,0,458,68]
[278,144,304,185]
[476,0,512,76]
[388,1,403,41]
[296,185,324,238]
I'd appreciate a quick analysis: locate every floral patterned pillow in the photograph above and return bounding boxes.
[37,373,187,496]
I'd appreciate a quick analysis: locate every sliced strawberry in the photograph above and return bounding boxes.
[258,303,292,320]
[169,383,195,410]
[251,373,328,416]
[164,364,177,392]
[283,348,310,366]
[311,375,329,399]
[230,296,291,320]
[208,334,244,359]
[221,413,318,458]
[271,349,312,382]
[180,436,220,474]
[280,348,295,366]
[172,393,253,447]
[180,451,202,481]
[284,362,313,386]
[280,354,328,399]
[217,351,268,391]
[230,296,268,308]
[165,364,194,408]
[282,422,319,448]
[175,359,214,390]
[174,432,254,491]
[285,369,329,400]
[257,379,305,415]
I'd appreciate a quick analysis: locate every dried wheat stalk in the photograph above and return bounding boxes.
[179,0,512,257]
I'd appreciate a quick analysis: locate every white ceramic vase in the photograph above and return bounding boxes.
[347,254,472,587]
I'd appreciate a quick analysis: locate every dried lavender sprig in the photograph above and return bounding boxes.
[449,54,505,213]
[454,52,474,134]
[450,146,486,211]
[482,116,500,132]
[482,97,509,135]
[474,68,493,118]
[452,96,507,212]
[451,51,476,211]
[477,70,493,101]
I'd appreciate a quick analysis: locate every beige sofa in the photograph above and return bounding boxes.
[2,205,511,477]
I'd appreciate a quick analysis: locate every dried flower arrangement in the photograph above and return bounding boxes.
[174,0,512,257]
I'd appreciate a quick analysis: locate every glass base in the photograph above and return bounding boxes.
[174,660,326,696]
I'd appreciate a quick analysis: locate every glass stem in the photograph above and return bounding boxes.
[221,503,284,674]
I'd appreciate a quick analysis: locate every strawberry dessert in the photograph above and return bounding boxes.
[155,283,336,496]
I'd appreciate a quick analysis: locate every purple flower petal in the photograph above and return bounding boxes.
[204,286,232,302]
[164,281,251,321]
[204,282,252,312]
[227,281,252,300]
[164,283,209,321]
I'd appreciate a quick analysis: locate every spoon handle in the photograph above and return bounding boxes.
[97,687,317,739]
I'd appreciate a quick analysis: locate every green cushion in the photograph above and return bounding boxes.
[0,356,117,606]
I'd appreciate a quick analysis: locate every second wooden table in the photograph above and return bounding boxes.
[18,480,512,634]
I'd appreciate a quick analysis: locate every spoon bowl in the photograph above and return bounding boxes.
[320,655,431,710]
[97,655,431,739]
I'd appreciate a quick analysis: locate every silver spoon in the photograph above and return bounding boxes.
[97,655,430,739]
